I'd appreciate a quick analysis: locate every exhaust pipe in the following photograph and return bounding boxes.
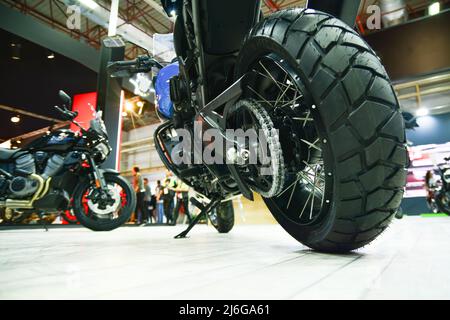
[1,174,47,209]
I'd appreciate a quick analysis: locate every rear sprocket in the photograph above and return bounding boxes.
[228,99,285,198]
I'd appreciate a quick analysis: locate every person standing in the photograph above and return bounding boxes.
[425,170,437,209]
[132,166,147,225]
[143,178,153,224]
[163,171,177,224]
[171,179,192,225]
[155,180,164,224]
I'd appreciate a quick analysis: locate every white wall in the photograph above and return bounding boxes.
[120,123,164,173]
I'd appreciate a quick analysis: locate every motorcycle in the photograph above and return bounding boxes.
[432,157,450,215]
[0,91,136,231]
[108,0,407,252]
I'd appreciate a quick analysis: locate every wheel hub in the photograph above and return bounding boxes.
[87,185,121,216]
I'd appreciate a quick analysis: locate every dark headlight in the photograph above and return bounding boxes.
[94,142,111,161]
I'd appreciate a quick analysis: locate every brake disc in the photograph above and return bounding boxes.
[87,185,121,217]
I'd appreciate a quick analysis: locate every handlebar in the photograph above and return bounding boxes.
[108,55,164,77]
[54,105,78,121]
[54,105,66,115]
[114,59,139,67]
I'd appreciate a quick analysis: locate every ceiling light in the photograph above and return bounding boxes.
[428,2,440,16]
[47,52,55,59]
[79,0,98,10]
[11,43,21,60]
[11,116,21,123]
[416,108,429,117]
[170,10,176,17]
[125,101,134,112]
[136,101,144,108]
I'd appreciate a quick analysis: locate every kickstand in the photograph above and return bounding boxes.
[174,197,222,239]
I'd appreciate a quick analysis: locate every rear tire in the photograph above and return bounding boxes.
[236,9,407,253]
[210,201,235,234]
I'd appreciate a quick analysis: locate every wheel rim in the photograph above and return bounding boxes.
[240,54,333,226]
[81,181,130,222]
[62,209,78,223]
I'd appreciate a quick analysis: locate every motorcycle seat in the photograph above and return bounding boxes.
[0,148,24,161]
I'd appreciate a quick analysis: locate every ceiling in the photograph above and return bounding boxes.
[0,0,309,60]
[0,0,310,141]
[0,27,98,142]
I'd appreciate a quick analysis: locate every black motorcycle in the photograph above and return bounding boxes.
[433,157,450,215]
[0,91,136,231]
[109,0,407,253]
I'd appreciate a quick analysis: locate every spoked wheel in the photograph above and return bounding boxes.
[73,173,136,231]
[234,9,407,253]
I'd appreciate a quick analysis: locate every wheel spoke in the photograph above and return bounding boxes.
[299,192,312,220]
[277,174,303,198]
[287,179,297,209]
[252,67,294,92]
[278,92,303,110]
[301,138,321,152]
[298,171,324,197]
[274,81,293,108]
[257,63,285,92]
[303,110,311,128]
[247,85,273,106]
[293,117,314,122]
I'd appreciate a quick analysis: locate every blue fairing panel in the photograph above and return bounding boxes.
[155,62,179,119]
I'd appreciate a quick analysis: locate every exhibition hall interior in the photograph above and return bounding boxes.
[0,0,449,300]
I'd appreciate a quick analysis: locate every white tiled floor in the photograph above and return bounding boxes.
[1,216,450,300]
